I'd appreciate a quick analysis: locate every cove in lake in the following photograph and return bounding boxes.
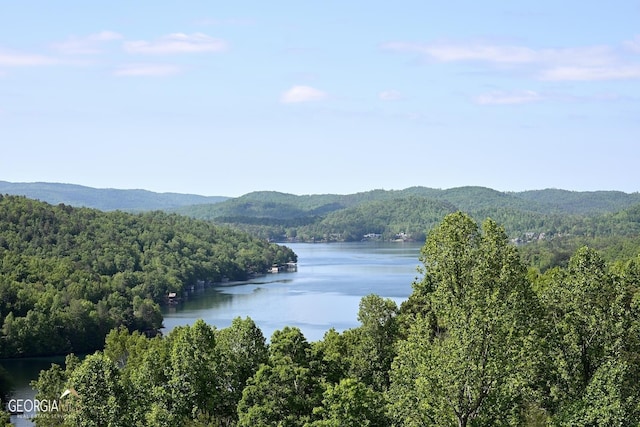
[2,241,423,426]
[162,242,423,342]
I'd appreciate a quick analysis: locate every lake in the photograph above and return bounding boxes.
[1,241,424,425]
[162,242,423,342]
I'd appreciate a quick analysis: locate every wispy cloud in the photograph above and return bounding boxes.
[0,49,58,66]
[281,85,327,103]
[381,39,640,82]
[52,31,123,55]
[123,33,227,55]
[194,17,255,27]
[624,35,640,53]
[540,66,640,81]
[474,90,543,105]
[379,90,402,101]
[114,63,182,77]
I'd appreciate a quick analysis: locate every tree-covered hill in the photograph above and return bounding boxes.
[0,195,296,358]
[514,188,640,215]
[174,187,640,245]
[409,185,551,213]
[294,197,458,242]
[0,181,228,211]
[174,189,414,221]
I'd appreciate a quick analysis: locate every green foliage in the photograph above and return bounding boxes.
[309,378,388,427]
[66,353,129,427]
[24,212,640,426]
[537,247,640,424]
[237,327,323,426]
[389,213,539,426]
[346,295,399,392]
[0,195,296,358]
[216,317,269,425]
[515,189,640,215]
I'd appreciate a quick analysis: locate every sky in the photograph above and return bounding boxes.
[1,1,639,197]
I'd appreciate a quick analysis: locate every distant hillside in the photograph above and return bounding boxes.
[0,181,228,211]
[410,186,553,214]
[175,186,552,221]
[306,197,458,241]
[177,186,640,226]
[174,186,640,245]
[513,189,640,215]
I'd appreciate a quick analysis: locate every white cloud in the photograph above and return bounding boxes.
[474,90,543,105]
[624,35,640,53]
[540,66,640,81]
[281,85,327,103]
[114,63,182,77]
[379,90,402,101]
[123,33,227,55]
[52,31,123,55]
[91,31,123,42]
[0,49,58,66]
[381,39,640,81]
[381,40,613,67]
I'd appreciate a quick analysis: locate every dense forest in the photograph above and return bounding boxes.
[173,187,640,243]
[172,187,640,271]
[24,213,640,426]
[0,195,295,358]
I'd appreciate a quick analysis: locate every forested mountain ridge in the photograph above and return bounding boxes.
[0,180,228,211]
[177,186,640,222]
[514,188,640,214]
[0,195,295,358]
[174,186,640,246]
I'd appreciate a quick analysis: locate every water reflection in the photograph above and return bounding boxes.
[162,242,423,342]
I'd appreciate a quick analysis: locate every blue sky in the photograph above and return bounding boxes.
[1,1,639,196]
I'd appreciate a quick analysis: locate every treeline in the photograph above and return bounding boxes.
[29,213,640,426]
[0,195,296,358]
[174,188,640,271]
[174,188,640,242]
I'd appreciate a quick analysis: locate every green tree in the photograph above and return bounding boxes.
[31,354,81,427]
[541,247,640,423]
[167,320,220,422]
[237,327,322,427]
[345,294,398,392]
[216,317,268,425]
[309,378,388,427]
[66,353,128,427]
[388,213,538,427]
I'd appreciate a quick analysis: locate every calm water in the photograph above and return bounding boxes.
[1,241,423,425]
[162,242,423,342]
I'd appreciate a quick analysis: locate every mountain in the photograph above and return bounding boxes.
[513,189,640,215]
[176,186,640,224]
[0,181,228,211]
[174,186,640,244]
